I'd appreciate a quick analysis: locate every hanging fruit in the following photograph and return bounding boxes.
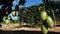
[46,16,54,28]
[41,25,48,34]
[12,11,16,16]
[40,11,47,21]
[5,19,10,24]
[40,9,54,34]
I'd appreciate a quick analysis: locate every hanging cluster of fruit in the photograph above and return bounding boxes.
[40,10,54,34]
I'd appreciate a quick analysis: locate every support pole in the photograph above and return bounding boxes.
[51,10,56,27]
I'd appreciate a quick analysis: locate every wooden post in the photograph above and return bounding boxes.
[51,10,56,27]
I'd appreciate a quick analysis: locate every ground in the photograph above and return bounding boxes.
[0,23,60,34]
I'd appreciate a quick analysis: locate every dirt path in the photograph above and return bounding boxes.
[0,27,60,32]
[0,23,60,33]
[0,27,60,34]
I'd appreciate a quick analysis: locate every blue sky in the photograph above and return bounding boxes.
[12,0,43,10]
[25,0,42,7]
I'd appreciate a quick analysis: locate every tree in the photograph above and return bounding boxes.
[0,0,26,22]
[19,0,26,5]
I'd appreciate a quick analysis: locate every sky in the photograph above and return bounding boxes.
[12,0,43,10]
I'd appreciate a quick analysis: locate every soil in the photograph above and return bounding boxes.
[0,27,60,34]
[0,23,60,34]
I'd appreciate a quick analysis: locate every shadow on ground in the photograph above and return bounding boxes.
[0,30,60,34]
